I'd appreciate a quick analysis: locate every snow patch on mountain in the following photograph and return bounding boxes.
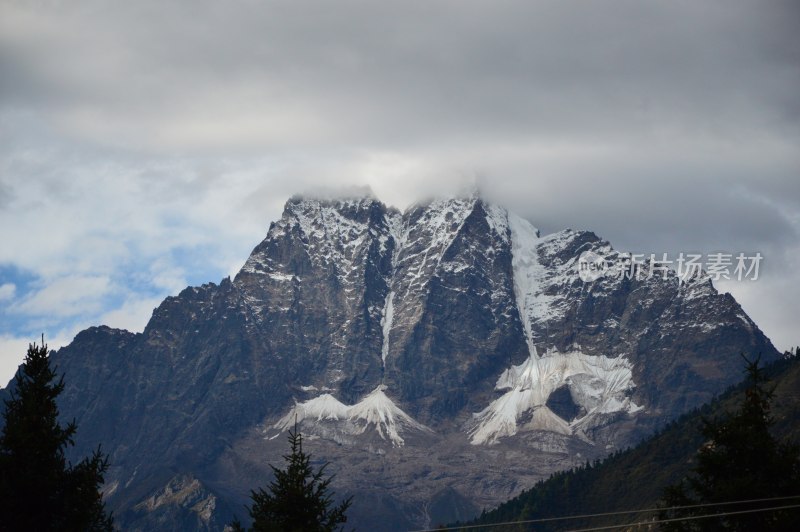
[484,203,510,244]
[272,385,431,447]
[274,394,350,430]
[508,213,545,354]
[381,292,395,364]
[268,272,294,282]
[347,385,432,446]
[469,348,642,445]
[385,209,407,251]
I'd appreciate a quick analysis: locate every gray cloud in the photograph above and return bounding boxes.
[2,1,798,150]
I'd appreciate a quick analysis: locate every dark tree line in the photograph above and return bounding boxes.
[660,357,800,530]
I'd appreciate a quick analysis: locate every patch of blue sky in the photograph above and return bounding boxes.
[0,264,40,333]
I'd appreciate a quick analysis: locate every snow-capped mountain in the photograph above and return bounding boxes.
[11,191,779,530]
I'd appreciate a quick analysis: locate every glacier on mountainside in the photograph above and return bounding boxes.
[274,394,350,428]
[347,385,432,446]
[508,212,559,350]
[469,348,642,445]
[273,385,431,447]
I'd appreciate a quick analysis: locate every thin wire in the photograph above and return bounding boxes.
[407,494,800,532]
[567,503,800,532]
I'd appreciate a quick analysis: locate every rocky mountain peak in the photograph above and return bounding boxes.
[29,190,780,531]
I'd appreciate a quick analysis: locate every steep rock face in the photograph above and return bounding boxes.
[384,199,526,422]
[8,192,778,530]
[234,195,397,404]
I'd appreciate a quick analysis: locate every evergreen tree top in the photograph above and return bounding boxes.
[0,340,114,531]
[232,423,351,532]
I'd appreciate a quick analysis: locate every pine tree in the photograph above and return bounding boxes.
[233,425,351,532]
[0,340,113,531]
[659,356,800,530]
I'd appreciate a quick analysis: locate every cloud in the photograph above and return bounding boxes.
[1,1,798,153]
[12,275,111,318]
[97,295,163,333]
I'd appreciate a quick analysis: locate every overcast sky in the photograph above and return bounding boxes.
[1,0,798,385]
